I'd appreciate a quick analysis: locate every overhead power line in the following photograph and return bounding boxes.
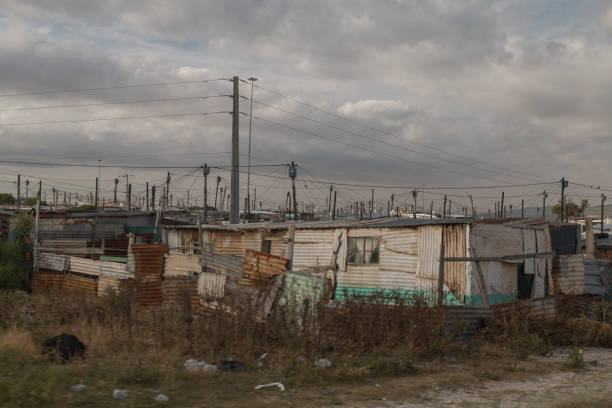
[0,95,231,112]
[0,111,230,127]
[0,78,230,98]
[253,82,547,182]
[0,159,286,169]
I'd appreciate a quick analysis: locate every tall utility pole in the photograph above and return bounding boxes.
[521,199,524,218]
[25,179,29,200]
[214,176,221,210]
[542,190,548,220]
[500,192,505,219]
[602,194,607,234]
[328,186,333,219]
[371,188,374,219]
[467,193,474,218]
[332,190,337,221]
[166,172,171,209]
[289,161,298,221]
[560,177,568,221]
[246,76,257,220]
[230,76,240,224]
[412,190,417,219]
[34,181,41,245]
[127,184,132,212]
[390,194,395,217]
[16,175,20,210]
[203,164,210,224]
[113,178,118,204]
[443,195,447,219]
[146,182,149,211]
[95,177,99,211]
[151,185,156,211]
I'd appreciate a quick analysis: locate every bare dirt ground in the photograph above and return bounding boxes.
[250,348,612,408]
[362,348,612,408]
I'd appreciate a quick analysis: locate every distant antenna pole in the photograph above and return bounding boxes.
[128,184,131,212]
[95,177,99,211]
[443,195,447,219]
[16,175,20,210]
[289,162,298,221]
[412,190,417,219]
[371,189,374,219]
[332,190,337,220]
[542,190,548,220]
[500,192,505,219]
[214,176,221,210]
[602,194,607,234]
[430,201,433,219]
[230,76,240,224]
[560,177,567,221]
[521,199,524,218]
[166,172,171,209]
[467,193,474,218]
[113,178,118,204]
[34,181,41,245]
[151,185,156,211]
[146,182,149,211]
[203,164,210,224]
[328,186,333,220]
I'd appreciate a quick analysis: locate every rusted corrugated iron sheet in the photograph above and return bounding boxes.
[212,230,262,256]
[552,255,586,295]
[31,269,64,292]
[131,244,167,309]
[69,256,101,276]
[164,252,201,277]
[443,224,467,297]
[264,230,288,258]
[162,277,199,312]
[198,271,226,298]
[292,229,335,270]
[131,244,168,278]
[240,249,288,287]
[63,273,98,295]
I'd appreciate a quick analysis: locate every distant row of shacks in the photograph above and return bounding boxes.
[27,208,612,310]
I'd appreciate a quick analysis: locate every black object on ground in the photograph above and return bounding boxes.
[42,333,86,363]
[220,360,246,372]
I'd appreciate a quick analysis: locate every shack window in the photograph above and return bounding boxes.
[347,237,379,264]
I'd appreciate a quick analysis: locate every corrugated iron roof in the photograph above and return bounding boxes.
[164,217,472,232]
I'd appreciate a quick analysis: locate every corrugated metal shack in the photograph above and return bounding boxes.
[163,218,586,306]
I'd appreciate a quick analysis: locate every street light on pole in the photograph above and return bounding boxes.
[246,77,257,222]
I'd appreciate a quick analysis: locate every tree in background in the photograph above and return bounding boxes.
[552,200,581,220]
[0,193,15,206]
[22,197,48,206]
[0,214,34,290]
[581,199,589,217]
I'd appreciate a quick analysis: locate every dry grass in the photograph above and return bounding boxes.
[0,326,37,357]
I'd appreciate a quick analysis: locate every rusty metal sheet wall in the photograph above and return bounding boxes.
[240,249,287,287]
[162,277,198,311]
[292,229,335,270]
[63,273,98,295]
[212,230,262,256]
[164,252,201,277]
[131,244,167,310]
[198,271,226,298]
[552,255,586,295]
[443,224,467,297]
[69,257,101,276]
[31,270,64,292]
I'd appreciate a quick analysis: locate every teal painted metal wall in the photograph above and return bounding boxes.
[333,286,463,306]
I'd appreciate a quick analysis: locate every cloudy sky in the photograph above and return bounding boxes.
[0,0,611,213]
